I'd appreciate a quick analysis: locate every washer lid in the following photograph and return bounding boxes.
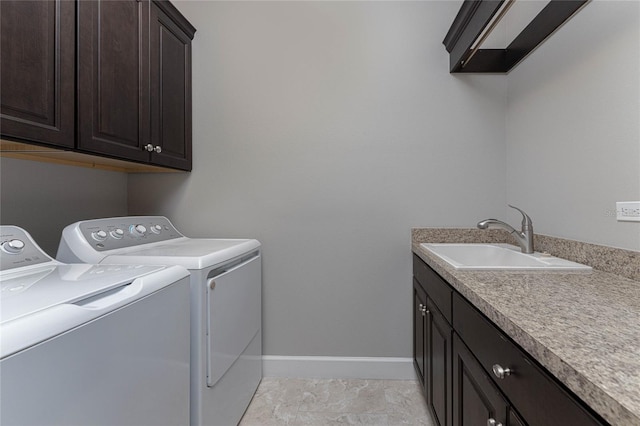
[100,239,261,270]
[1,263,164,324]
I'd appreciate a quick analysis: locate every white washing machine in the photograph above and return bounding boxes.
[0,225,191,426]
[58,216,262,426]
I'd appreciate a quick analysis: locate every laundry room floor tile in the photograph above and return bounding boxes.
[239,378,433,426]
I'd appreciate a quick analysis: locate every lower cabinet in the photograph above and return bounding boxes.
[452,333,508,426]
[413,271,452,426]
[426,299,452,426]
[510,409,527,426]
[413,279,427,386]
[412,254,608,426]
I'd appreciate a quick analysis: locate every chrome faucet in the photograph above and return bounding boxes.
[477,205,534,254]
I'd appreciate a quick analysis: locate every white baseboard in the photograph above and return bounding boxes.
[262,356,417,380]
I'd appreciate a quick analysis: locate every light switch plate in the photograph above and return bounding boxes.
[616,201,640,222]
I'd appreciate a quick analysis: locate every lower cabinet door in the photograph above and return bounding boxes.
[510,408,527,426]
[413,279,427,387]
[427,300,452,426]
[453,333,508,426]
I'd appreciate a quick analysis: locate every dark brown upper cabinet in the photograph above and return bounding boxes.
[149,1,195,171]
[0,0,196,172]
[77,0,151,163]
[0,0,75,148]
[443,0,588,73]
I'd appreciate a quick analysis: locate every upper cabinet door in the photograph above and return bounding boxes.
[77,0,150,162]
[0,0,75,148]
[149,1,194,171]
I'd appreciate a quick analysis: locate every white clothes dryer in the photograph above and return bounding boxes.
[58,216,262,426]
[0,225,191,426]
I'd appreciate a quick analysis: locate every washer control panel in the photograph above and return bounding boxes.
[77,216,183,251]
[1,226,53,271]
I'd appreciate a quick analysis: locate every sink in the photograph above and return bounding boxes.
[420,243,592,271]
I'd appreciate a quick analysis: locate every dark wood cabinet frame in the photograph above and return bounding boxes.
[1,0,196,172]
[443,0,589,73]
[0,0,75,147]
[413,254,609,426]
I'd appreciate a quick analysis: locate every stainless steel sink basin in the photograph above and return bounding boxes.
[421,243,592,271]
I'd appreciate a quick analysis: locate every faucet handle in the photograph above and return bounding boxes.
[508,205,532,230]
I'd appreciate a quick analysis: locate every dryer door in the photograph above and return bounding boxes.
[206,253,261,387]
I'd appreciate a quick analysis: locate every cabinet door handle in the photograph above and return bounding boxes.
[492,364,512,379]
[154,145,162,153]
[487,418,503,426]
[418,303,427,316]
[144,144,154,152]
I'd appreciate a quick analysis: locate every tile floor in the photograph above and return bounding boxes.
[239,378,434,426]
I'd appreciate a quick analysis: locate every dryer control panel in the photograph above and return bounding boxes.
[0,226,54,271]
[77,216,184,252]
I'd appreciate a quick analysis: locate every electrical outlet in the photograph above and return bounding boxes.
[616,201,640,222]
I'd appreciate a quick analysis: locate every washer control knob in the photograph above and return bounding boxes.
[110,228,125,239]
[91,230,108,242]
[130,224,147,237]
[150,224,162,234]
[1,239,25,254]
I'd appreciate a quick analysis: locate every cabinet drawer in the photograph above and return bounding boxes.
[453,293,605,426]
[413,255,452,323]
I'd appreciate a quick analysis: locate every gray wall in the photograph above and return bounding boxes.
[129,1,507,357]
[0,158,128,256]
[505,1,640,251]
[4,0,638,360]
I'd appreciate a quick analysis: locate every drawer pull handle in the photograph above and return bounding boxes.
[487,418,503,426]
[492,364,512,379]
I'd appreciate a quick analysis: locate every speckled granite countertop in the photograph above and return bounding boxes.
[412,229,640,426]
